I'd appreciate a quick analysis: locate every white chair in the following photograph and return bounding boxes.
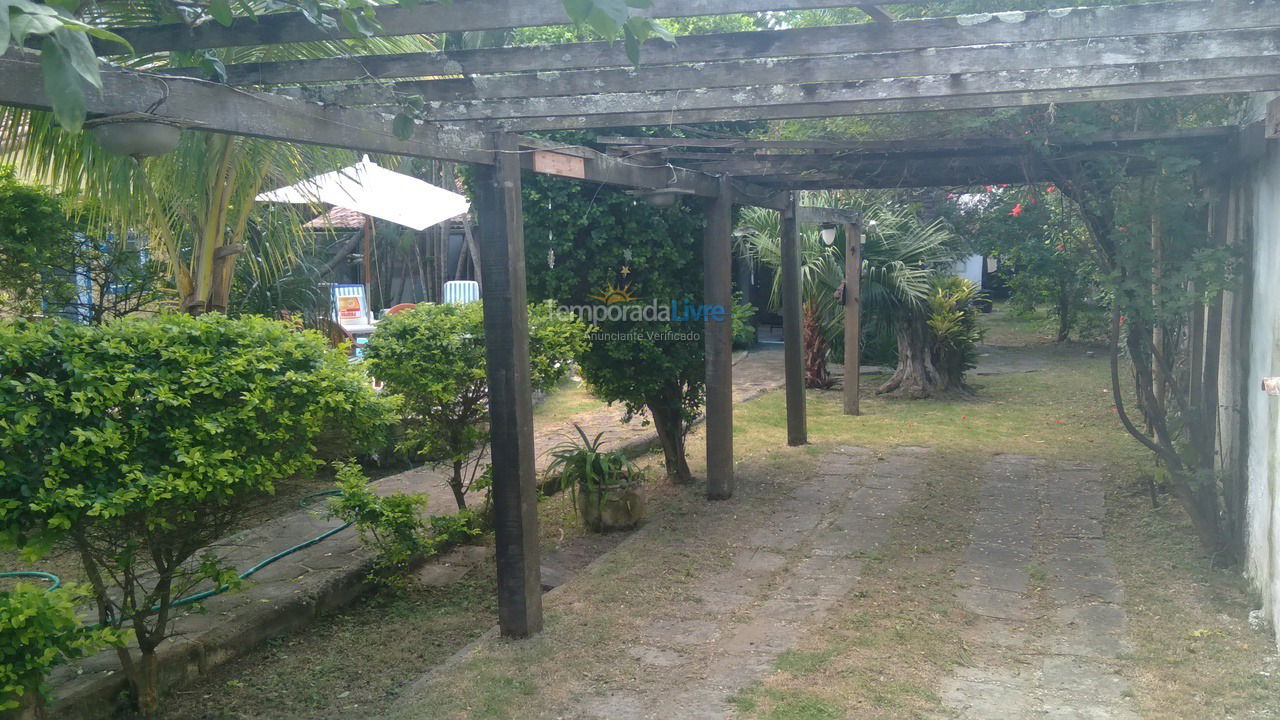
[443,280,481,305]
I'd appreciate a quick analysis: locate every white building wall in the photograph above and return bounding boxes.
[1246,133,1280,641]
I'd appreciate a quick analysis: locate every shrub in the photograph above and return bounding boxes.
[0,168,76,316]
[366,301,587,510]
[0,583,122,715]
[0,313,394,717]
[327,463,431,589]
[731,293,757,350]
[326,464,483,589]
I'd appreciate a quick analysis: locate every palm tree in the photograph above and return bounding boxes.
[736,190,959,391]
[1,2,441,315]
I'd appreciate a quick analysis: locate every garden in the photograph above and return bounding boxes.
[0,0,1277,718]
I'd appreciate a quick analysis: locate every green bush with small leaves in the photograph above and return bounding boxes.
[366,301,587,511]
[326,464,483,589]
[0,313,395,717]
[327,463,432,589]
[0,583,123,713]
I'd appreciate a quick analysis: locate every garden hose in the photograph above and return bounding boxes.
[0,571,62,591]
[2,489,350,617]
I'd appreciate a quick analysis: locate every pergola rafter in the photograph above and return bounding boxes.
[5,0,1278,644]
[103,0,890,54]
[278,27,1280,106]
[185,0,1274,86]
[596,128,1238,188]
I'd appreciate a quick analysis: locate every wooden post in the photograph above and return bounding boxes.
[705,178,734,500]
[472,133,542,638]
[843,222,862,416]
[782,192,807,446]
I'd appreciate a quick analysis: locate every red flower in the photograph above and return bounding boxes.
[1010,203,1024,217]
[1047,185,1057,193]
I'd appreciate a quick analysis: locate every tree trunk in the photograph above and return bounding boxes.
[1055,281,1073,342]
[134,648,160,718]
[647,395,692,484]
[802,301,833,389]
[877,309,940,398]
[450,460,468,510]
[9,678,47,720]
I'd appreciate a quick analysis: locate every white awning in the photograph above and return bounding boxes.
[256,156,469,231]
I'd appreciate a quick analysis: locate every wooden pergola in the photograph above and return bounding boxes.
[2,0,1277,638]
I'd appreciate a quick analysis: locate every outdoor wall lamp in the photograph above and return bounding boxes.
[86,113,187,159]
[820,224,839,246]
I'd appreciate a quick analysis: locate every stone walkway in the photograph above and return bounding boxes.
[49,347,785,718]
[404,445,932,720]
[943,455,1138,719]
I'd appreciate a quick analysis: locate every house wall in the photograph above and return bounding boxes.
[1244,115,1280,642]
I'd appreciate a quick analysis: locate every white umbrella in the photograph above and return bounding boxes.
[255,156,469,231]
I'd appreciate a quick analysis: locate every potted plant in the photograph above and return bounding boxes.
[546,425,645,532]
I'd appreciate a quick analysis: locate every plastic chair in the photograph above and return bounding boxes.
[385,303,417,315]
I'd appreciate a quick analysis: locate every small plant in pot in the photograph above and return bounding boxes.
[546,425,645,533]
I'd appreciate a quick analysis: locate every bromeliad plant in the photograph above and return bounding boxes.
[545,425,645,533]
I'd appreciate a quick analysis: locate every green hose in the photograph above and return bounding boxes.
[4,489,349,616]
[0,571,61,591]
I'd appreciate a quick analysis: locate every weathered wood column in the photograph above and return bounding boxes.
[473,133,542,637]
[843,222,862,416]
[782,192,807,446]
[705,178,735,500]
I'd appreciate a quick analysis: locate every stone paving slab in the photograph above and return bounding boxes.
[555,447,929,720]
[942,458,1139,720]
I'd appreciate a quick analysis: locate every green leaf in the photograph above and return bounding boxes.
[392,113,414,141]
[39,36,86,133]
[208,0,234,27]
[623,23,640,65]
[563,0,592,25]
[53,25,101,89]
[9,7,62,44]
[0,0,10,57]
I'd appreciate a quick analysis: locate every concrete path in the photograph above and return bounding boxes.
[943,455,1138,720]
[451,445,930,720]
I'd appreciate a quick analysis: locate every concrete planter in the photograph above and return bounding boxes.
[575,486,644,533]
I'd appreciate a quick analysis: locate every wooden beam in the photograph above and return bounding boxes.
[704,177,735,501]
[509,135,789,210]
[797,206,861,226]
[419,56,1280,122]
[474,132,542,638]
[781,193,807,447]
[501,73,1280,131]
[861,5,894,22]
[1268,96,1280,140]
[197,0,1277,86]
[299,28,1280,104]
[107,0,888,55]
[843,223,861,416]
[598,127,1237,153]
[0,52,493,164]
